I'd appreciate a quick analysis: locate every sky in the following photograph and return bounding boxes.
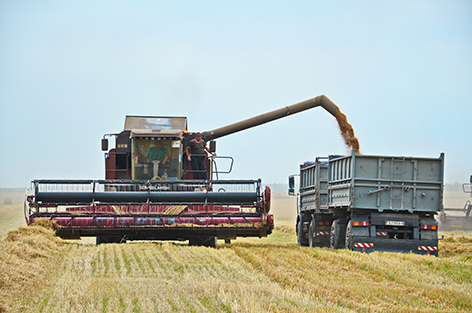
[0,0,471,188]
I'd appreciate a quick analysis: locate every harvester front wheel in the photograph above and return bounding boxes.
[96,236,123,245]
[189,236,217,248]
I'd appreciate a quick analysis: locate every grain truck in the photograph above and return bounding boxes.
[25,95,340,246]
[290,152,444,256]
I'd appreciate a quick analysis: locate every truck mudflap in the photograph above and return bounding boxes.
[350,237,438,256]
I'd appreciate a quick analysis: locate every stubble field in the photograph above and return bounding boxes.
[1,193,472,312]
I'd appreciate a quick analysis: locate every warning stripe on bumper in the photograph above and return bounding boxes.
[418,246,438,251]
[316,231,330,236]
[354,243,374,248]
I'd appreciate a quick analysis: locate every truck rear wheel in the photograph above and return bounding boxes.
[330,219,346,249]
[345,220,354,250]
[308,219,315,248]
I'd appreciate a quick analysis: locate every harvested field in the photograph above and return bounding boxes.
[1,224,471,312]
[2,195,472,312]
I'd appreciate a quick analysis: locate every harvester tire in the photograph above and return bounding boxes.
[189,236,217,248]
[96,236,123,245]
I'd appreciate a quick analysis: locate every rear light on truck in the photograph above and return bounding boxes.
[353,221,369,226]
[316,221,332,226]
[421,224,437,230]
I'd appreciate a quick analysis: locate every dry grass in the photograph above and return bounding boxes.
[0,225,471,312]
[439,232,472,260]
[0,225,65,312]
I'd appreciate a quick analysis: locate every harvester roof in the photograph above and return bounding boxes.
[124,116,187,132]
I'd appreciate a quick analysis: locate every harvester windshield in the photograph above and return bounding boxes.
[125,116,187,181]
[131,137,181,180]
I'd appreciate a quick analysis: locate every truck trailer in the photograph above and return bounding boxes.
[25,95,341,246]
[290,152,444,256]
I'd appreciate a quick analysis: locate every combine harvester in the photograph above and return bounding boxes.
[439,175,472,231]
[25,95,340,246]
[289,152,444,256]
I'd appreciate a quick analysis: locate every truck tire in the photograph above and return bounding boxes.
[330,219,346,249]
[345,220,354,250]
[297,219,309,246]
[308,219,315,248]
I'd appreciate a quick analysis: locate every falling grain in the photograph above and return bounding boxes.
[335,106,361,154]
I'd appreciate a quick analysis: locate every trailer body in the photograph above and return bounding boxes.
[292,152,444,256]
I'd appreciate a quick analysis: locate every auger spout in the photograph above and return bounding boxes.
[202,95,338,142]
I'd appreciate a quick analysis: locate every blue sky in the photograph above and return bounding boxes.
[1,0,471,187]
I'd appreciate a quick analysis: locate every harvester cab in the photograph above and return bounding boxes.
[101,116,223,181]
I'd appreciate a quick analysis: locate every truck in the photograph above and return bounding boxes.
[290,152,444,256]
[25,95,340,246]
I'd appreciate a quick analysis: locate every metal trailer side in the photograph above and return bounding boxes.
[328,152,444,256]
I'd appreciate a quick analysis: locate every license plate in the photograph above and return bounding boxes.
[386,221,405,226]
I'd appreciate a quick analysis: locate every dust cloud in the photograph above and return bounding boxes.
[335,106,361,154]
